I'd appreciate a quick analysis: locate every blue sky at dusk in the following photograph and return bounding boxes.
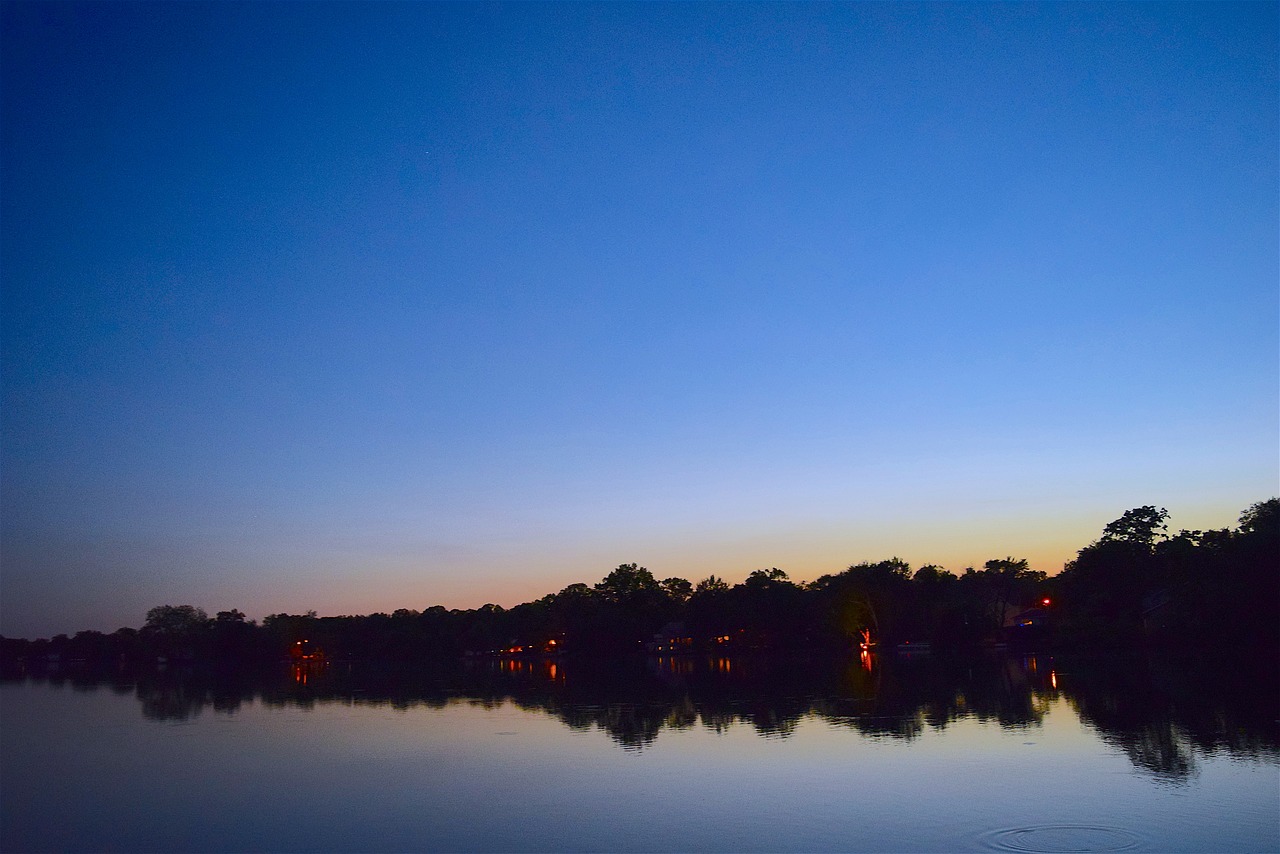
[2,2,1276,639]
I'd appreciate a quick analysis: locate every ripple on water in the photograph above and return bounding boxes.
[980,825,1142,853]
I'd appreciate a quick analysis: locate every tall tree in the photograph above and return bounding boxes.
[660,577,693,603]
[1061,507,1171,646]
[980,558,1045,629]
[595,563,660,602]
[1100,506,1169,548]
[143,605,209,637]
[142,605,211,659]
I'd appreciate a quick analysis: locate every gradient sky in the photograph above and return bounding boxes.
[2,2,1276,639]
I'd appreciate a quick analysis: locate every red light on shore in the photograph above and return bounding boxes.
[1041,598,1051,606]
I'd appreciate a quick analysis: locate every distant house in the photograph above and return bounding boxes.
[493,635,564,657]
[647,621,693,654]
[1003,606,1052,649]
[1005,607,1049,630]
[288,640,325,662]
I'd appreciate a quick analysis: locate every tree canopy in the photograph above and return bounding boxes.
[5,499,1274,665]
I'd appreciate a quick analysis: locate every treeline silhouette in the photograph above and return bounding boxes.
[2,499,1275,665]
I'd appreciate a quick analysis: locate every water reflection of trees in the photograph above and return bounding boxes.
[1064,653,1280,782]
[5,652,1275,775]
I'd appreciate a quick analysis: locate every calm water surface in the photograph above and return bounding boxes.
[2,654,1276,852]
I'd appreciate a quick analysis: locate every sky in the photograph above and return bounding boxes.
[2,2,1276,639]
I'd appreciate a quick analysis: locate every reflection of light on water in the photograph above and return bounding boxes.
[1051,670,1057,690]
[651,656,696,676]
[291,663,328,684]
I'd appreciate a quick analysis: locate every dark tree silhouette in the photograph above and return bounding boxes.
[2,499,1273,666]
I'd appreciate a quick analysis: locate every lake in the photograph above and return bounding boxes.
[2,653,1276,852]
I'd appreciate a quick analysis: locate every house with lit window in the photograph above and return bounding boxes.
[647,621,694,654]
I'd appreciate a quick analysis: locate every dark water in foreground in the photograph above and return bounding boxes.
[2,653,1277,852]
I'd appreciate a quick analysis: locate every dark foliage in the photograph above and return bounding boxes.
[2,500,1274,665]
